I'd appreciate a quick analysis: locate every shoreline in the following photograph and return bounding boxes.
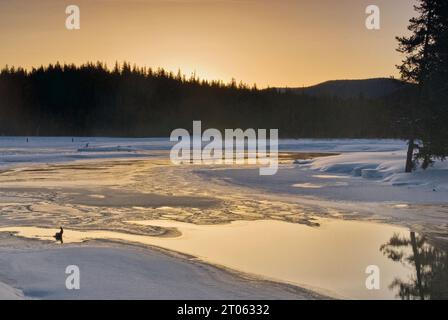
[0,216,421,300]
[0,143,447,300]
[0,233,328,300]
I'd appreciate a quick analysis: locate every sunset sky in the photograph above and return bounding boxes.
[0,0,416,87]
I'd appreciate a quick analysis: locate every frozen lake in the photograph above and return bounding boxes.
[0,218,435,299]
[0,136,406,169]
[0,137,447,299]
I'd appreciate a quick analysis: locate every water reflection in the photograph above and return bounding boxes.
[380,232,448,300]
[2,220,446,299]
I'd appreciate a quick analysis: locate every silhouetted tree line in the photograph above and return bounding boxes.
[0,62,401,138]
[0,62,397,138]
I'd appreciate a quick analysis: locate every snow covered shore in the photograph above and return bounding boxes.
[0,282,23,300]
[0,137,405,169]
[309,151,448,193]
[203,148,448,204]
[0,137,447,300]
[0,239,320,300]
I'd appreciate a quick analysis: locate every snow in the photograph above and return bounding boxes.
[0,218,416,300]
[0,282,23,300]
[0,137,406,170]
[1,137,447,299]
[0,244,319,300]
[2,136,446,206]
[196,139,447,203]
[77,146,136,152]
[0,137,172,169]
[308,150,448,192]
[279,139,406,152]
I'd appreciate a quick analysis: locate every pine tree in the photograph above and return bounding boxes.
[417,0,448,169]
[396,0,448,171]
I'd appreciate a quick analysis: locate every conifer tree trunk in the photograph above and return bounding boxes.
[405,138,415,173]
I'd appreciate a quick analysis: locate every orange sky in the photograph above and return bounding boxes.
[0,0,416,87]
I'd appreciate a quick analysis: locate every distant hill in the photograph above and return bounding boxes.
[280,78,410,99]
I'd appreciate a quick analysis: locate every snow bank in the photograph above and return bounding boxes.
[202,138,447,203]
[308,151,448,191]
[0,137,173,169]
[0,282,23,300]
[279,139,406,152]
[0,245,317,300]
[0,137,406,169]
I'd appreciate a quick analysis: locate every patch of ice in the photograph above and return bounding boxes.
[292,183,323,189]
[312,175,350,179]
[77,146,136,152]
[293,159,313,165]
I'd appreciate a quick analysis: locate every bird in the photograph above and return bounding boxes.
[54,227,64,243]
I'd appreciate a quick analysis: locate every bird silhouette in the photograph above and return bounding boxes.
[54,227,64,244]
